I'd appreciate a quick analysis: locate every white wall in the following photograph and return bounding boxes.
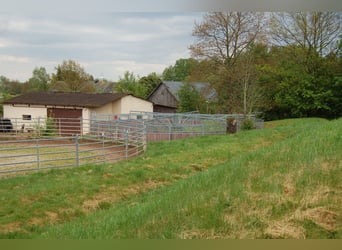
[3,105,47,131]
[82,108,91,134]
[90,95,153,118]
[91,103,114,115]
[3,96,153,132]
[120,95,153,113]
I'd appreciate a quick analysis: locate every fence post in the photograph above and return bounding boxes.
[168,124,171,141]
[59,118,61,136]
[125,129,129,160]
[143,121,147,152]
[36,138,40,170]
[15,118,18,136]
[80,118,83,135]
[102,132,105,162]
[37,117,41,137]
[75,134,79,167]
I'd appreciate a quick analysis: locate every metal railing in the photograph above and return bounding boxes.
[92,112,228,142]
[0,113,263,175]
[0,118,146,175]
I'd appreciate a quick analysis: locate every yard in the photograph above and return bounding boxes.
[0,118,341,239]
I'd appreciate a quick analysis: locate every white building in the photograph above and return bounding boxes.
[3,92,153,135]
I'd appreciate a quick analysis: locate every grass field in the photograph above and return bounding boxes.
[0,118,341,239]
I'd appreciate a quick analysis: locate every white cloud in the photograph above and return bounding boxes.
[0,16,32,32]
[0,11,203,81]
[0,55,30,63]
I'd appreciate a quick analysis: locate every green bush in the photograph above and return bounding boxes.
[241,119,255,131]
[42,118,56,136]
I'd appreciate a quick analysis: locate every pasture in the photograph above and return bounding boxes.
[0,118,341,239]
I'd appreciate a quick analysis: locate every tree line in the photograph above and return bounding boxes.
[1,12,341,120]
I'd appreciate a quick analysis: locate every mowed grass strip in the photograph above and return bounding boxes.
[0,118,341,238]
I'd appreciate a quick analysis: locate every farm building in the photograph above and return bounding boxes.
[147,81,216,113]
[3,92,153,134]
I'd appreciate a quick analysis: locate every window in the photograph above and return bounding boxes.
[22,115,32,120]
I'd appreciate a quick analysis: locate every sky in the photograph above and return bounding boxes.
[1,0,340,82]
[0,9,203,81]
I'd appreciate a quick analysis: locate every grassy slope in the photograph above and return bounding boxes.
[0,118,341,239]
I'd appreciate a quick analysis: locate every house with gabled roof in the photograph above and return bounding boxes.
[3,92,153,134]
[147,81,216,113]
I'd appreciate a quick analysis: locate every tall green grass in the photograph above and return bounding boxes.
[0,118,341,238]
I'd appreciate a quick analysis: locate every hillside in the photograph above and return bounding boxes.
[0,118,341,239]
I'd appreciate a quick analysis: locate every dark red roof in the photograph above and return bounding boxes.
[4,92,129,108]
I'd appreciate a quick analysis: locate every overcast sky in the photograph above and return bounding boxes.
[1,0,340,82]
[0,9,203,81]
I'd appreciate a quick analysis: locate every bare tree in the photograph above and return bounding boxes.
[189,12,266,114]
[190,12,265,67]
[238,51,258,114]
[269,12,341,56]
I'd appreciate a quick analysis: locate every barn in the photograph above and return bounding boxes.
[3,92,153,135]
[147,81,216,113]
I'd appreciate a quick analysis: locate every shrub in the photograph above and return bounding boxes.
[241,119,255,131]
[42,118,56,136]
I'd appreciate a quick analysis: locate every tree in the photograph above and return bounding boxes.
[190,12,265,67]
[233,44,265,114]
[162,58,198,81]
[0,76,23,96]
[138,72,162,98]
[329,35,342,118]
[190,12,266,114]
[258,45,339,119]
[51,60,95,93]
[0,76,8,93]
[177,83,202,113]
[28,67,50,91]
[269,12,341,56]
[115,71,147,98]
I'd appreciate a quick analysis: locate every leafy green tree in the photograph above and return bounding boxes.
[0,76,22,96]
[138,72,161,97]
[328,76,342,118]
[328,35,342,118]
[28,67,50,91]
[162,58,198,81]
[0,76,8,93]
[177,83,203,113]
[258,45,339,119]
[115,71,147,98]
[50,60,95,93]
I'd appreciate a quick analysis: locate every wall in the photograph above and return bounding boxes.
[148,84,178,109]
[3,104,47,131]
[91,103,114,115]
[90,96,152,117]
[82,108,91,134]
[120,95,153,114]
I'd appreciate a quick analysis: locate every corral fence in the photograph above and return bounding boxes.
[92,112,228,142]
[0,119,146,175]
[92,112,263,142]
[0,112,263,140]
[0,113,263,175]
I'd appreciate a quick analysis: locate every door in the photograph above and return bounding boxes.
[48,108,82,136]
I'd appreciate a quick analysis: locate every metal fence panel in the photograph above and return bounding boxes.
[0,118,146,175]
[0,113,263,176]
